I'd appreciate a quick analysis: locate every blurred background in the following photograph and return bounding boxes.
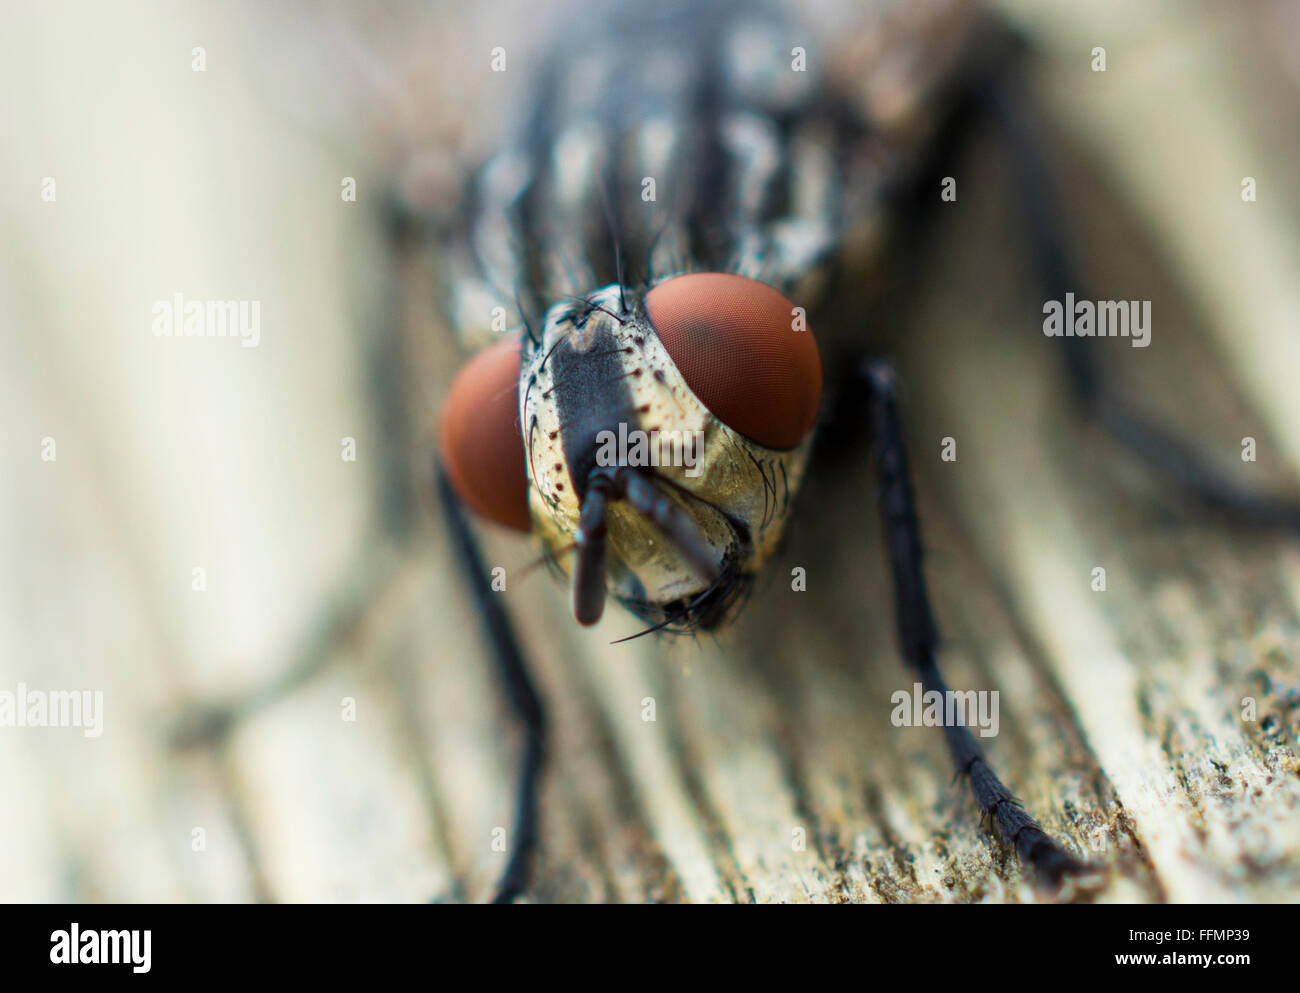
[1,0,1298,902]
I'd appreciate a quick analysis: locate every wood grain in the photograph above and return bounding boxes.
[1,0,1296,903]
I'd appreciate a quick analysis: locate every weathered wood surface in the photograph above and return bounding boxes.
[1,0,1297,903]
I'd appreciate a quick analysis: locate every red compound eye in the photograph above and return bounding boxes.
[438,337,531,531]
[645,272,821,450]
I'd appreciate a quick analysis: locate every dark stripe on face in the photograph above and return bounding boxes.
[551,321,637,496]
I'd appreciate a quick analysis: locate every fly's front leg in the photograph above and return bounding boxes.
[863,360,1086,884]
[434,463,545,904]
[986,77,1300,531]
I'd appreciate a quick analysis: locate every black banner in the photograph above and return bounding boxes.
[0,903,1285,981]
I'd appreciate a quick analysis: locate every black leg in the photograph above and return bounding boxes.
[435,463,546,903]
[864,360,1085,883]
[985,77,1300,531]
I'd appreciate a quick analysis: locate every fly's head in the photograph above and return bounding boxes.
[440,272,821,632]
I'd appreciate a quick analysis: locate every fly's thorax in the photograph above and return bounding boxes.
[522,284,811,614]
[443,0,1004,363]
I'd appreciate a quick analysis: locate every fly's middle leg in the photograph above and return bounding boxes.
[863,359,1088,884]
